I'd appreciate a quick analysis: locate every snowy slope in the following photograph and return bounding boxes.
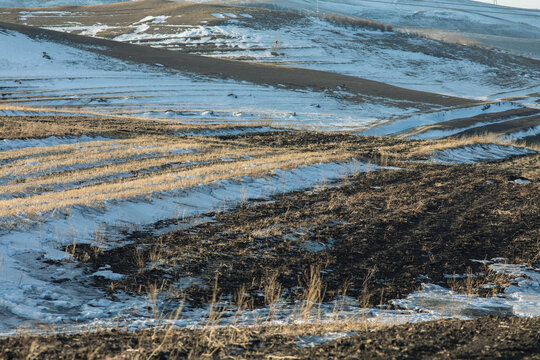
[274,0,540,58]
[121,17,537,99]
[252,0,540,35]
[9,4,536,100]
[0,29,412,131]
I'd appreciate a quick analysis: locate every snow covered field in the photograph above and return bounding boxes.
[178,0,540,58]
[0,29,419,131]
[17,11,538,100]
[1,26,538,137]
[112,17,530,98]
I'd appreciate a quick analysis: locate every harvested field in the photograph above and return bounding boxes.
[1,0,539,357]
[67,149,540,310]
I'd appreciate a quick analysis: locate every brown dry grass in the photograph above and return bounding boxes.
[0,141,346,217]
[3,316,539,360]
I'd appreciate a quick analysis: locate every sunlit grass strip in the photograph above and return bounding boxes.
[0,150,348,217]
[0,146,280,196]
[0,137,205,177]
[401,134,539,158]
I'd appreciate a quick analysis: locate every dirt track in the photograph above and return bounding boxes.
[0,21,476,109]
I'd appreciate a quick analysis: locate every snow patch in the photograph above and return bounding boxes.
[393,262,540,318]
[92,270,124,280]
[296,332,356,348]
[490,263,540,317]
[133,16,169,25]
[502,125,540,141]
[299,239,335,253]
[428,144,535,164]
[0,136,112,151]
[511,178,531,184]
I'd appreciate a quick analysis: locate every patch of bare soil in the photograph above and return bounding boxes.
[1,316,539,359]
[67,131,539,308]
[0,21,474,109]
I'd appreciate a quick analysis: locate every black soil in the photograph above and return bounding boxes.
[2,316,539,359]
[69,151,539,308]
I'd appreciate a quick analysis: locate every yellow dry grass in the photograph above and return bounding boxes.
[1,115,537,219]
[0,149,345,217]
[0,116,353,217]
